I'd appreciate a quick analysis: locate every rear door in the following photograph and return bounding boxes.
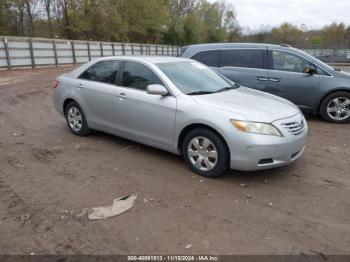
[218,48,269,91]
[76,60,123,130]
[267,50,320,110]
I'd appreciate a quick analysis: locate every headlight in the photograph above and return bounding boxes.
[230,120,282,137]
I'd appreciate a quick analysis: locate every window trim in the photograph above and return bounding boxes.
[78,59,122,84]
[190,48,268,70]
[268,49,333,77]
[120,60,174,96]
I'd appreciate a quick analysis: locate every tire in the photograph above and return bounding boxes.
[64,101,91,136]
[181,128,229,177]
[320,91,350,123]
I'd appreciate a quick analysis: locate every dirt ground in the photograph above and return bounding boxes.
[0,66,349,255]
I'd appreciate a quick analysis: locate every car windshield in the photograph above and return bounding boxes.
[157,61,238,95]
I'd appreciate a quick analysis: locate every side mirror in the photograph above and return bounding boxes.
[303,66,316,75]
[146,84,168,96]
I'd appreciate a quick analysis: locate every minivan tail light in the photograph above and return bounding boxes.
[52,80,59,88]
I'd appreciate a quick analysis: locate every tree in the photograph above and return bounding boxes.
[43,0,54,37]
[269,23,304,46]
[321,22,347,47]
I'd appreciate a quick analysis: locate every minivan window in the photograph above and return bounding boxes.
[157,61,236,95]
[79,60,120,84]
[122,61,163,91]
[271,51,314,73]
[221,49,264,69]
[191,50,220,67]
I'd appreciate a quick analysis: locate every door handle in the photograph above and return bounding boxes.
[257,76,269,81]
[75,83,83,88]
[269,78,280,82]
[117,92,127,100]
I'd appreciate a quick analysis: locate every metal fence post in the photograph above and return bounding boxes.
[71,41,76,65]
[140,44,143,55]
[87,42,91,61]
[3,38,11,70]
[112,43,115,56]
[52,40,58,66]
[131,44,134,55]
[155,46,158,55]
[162,45,164,55]
[100,43,104,57]
[28,38,36,69]
[122,43,125,55]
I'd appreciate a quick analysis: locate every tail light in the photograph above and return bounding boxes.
[52,80,60,88]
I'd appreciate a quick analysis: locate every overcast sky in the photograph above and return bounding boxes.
[217,0,350,33]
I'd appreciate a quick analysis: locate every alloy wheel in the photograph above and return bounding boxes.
[326,97,350,121]
[67,106,83,132]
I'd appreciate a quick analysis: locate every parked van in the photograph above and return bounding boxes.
[181,43,350,123]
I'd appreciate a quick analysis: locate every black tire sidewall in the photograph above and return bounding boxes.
[320,91,350,123]
[65,101,91,136]
[182,128,229,177]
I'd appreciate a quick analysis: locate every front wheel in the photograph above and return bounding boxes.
[320,92,350,123]
[182,128,229,177]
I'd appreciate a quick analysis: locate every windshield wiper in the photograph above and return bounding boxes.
[215,86,238,93]
[186,91,215,95]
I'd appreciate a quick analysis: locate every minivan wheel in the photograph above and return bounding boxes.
[182,128,229,177]
[320,92,350,123]
[65,101,91,136]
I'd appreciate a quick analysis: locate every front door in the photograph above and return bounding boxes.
[267,50,320,111]
[115,61,176,151]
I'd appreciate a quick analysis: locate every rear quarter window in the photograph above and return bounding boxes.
[221,49,264,69]
[191,50,220,67]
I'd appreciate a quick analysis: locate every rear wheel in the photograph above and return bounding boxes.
[182,128,229,177]
[65,101,91,136]
[320,92,350,123]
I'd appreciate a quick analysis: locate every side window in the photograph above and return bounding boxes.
[122,61,163,90]
[191,50,220,67]
[79,60,120,84]
[271,51,313,73]
[315,67,328,76]
[221,49,264,69]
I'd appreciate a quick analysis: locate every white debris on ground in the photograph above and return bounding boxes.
[88,194,137,220]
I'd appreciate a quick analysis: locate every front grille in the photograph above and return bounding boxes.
[281,121,305,136]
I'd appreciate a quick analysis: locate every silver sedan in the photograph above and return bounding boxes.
[53,56,308,177]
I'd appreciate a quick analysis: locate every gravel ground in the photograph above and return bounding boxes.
[0,66,349,255]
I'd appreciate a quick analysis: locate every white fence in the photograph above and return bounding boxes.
[0,36,181,70]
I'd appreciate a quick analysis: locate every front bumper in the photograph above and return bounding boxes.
[228,114,308,171]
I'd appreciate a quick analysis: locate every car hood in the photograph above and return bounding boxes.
[334,69,350,79]
[191,87,300,123]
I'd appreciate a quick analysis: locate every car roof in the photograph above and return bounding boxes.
[94,56,191,64]
[181,43,291,57]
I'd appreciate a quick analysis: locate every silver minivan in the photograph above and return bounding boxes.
[181,43,350,123]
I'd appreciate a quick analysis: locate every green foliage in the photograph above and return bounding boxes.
[1,0,349,47]
[269,23,303,45]
[0,0,239,45]
[321,22,347,46]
